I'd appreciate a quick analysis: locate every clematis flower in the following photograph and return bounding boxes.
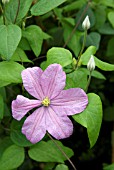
[12,64,88,144]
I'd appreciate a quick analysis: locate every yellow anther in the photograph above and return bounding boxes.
[42,97,50,107]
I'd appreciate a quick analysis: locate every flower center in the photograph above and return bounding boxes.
[42,97,50,107]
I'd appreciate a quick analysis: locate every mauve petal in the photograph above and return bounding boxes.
[22,67,44,100]
[12,95,41,121]
[40,64,66,99]
[51,88,88,115]
[22,107,46,144]
[46,106,73,139]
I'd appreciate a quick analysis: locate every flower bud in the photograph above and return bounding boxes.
[87,55,95,71]
[2,0,9,4]
[72,57,77,65]
[82,15,90,30]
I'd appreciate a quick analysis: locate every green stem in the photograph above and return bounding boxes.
[75,29,87,69]
[47,132,77,170]
[85,71,92,93]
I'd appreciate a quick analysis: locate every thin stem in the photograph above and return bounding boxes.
[75,29,87,69]
[85,71,92,93]
[14,0,20,24]
[63,0,91,48]
[47,132,77,170]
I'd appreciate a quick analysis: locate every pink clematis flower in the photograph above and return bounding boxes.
[12,64,88,144]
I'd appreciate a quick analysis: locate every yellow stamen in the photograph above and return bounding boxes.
[42,97,50,107]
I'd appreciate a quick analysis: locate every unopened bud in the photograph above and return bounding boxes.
[82,15,90,30]
[2,0,9,4]
[72,57,77,65]
[87,55,95,71]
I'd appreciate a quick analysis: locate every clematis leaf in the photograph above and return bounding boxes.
[2,48,32,63]
[0,61,24,87]
[62,0,86,12]
[108,11,114,28]
[28,140,73,163]
[55,164,69,170]
[31,0,66,16]
[81,46,97,64]
[0,25,21,60]
[5,0,33,24]
[103,163,114,170]
[79,68,106,80]
[73,93,102,148]
[0,137,13,159]
[94,57,114,71]
[10,119,33,147]
[0,145,25,170]
[98,23,114,35]
[46,47,72,67]
[66,69,87,90]
[86,32,101,50]
[23,25,43,57]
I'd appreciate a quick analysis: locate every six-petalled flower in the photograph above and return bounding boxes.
[12,64,88,144]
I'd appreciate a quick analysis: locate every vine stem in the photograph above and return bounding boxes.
[75,29,87,69]
[63,0,91,48]
[85,71,92,93]
[14,0,20,24]
[47,132,77,170]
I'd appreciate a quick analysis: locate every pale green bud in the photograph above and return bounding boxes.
[87,55,95,71]
[82,15,90,30]
[2,0,9,4]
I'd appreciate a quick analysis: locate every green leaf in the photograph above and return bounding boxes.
[0,95,4,119]
[98,23,114,35]
[94,5,106,30]
[62,0,86,12]
[46,47,72,67]
[103,163,114,170]
[0,145,25,170]
[0,61,24,87]
[19,37,31,51]
[28,140,73,163]
[66,69,87,90]
[23,25,43,57]
[0,87,6,101]
[73,93,102,148]
[80,68,106,80]
[0,137,13,159]
[0,25,21,60]
[86,32,101,50]
[81,46,97,64]
[40,61,47,70]
[5,0,33,23]
[10,119,33,147]
[100,0,114,8]
[10,48,32,63]
[94,57,114,71]
[31,0,66,16]
[55,164,69,170]
[108,11,114,28]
